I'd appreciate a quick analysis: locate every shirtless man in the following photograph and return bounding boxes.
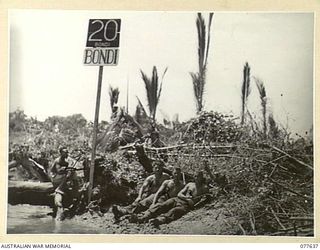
[138,171,209,226]
[152,167,185,205]
[49,147,78,220]
[112,161,170,221]
[130,167,185,223]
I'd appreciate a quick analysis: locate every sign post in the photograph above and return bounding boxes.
[84,19,121,203]
[88,65,103,203]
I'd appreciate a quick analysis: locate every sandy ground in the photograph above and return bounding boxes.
[72,201,239,235]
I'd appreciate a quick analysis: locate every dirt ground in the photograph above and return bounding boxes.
[72,200,239,235]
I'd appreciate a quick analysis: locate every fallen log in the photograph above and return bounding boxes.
[8,180,54,206]
[9,158,49,182]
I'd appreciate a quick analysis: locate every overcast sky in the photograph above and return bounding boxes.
[9,10,314,136]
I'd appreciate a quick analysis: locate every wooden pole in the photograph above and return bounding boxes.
[88,65,104,203]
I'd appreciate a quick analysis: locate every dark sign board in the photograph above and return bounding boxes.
[86,19,121,48]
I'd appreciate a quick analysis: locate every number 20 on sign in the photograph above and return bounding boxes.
[84,19,121,66]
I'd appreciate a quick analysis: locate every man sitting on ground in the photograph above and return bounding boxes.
[130,167,185,223]
[133,171,210,226]
[112,161,170,221]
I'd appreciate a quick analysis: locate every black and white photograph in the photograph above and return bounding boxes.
[7,10,314,236]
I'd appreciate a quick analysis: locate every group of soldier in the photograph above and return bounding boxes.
[111,162,212,227]
[15,144,214,226]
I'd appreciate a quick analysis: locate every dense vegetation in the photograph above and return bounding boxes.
[8,107,314,236]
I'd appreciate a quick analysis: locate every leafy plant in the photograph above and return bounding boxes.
[108,86,120,116]
[140,66,168,124]
[268,114,280,139]
[134,96,148,125]
[241,62,251,125]
[254,77,267,138]
[190,12,214,114]
[9,109,27,131]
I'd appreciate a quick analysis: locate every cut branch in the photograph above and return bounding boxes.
[270,146,313,171]
[269,178,313,201]
[270,207,286,230]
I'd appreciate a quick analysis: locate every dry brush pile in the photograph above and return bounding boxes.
[145,111,313,236]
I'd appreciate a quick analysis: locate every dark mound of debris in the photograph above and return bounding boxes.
[97,109,144,152]
[176,111,243,144]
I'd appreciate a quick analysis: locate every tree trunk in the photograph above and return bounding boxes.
[8,181,54,206]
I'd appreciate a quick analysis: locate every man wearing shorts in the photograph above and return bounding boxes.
[136,171,209,226]
[112,161,170,220]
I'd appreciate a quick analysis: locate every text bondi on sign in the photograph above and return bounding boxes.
[83,48,119,66]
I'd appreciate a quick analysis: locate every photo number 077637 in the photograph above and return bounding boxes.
[300,245,319,249]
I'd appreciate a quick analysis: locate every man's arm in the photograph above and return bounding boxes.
[193,188,212,208]
[152,180,169,205]
[177,183,193,201]
[135,175,153,202]
[48,160,57,177]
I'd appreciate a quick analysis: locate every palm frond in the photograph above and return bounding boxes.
[140,66,167,122]
[255,77,266,101]
[191,12,214,114]
[108,86,120,111]
[268,113,279,138]
[204,13,214,67]
[157,67,168,101]
[254,77,267,137]
[140,69,153,118]
[196,13,206,72]
[135,96,148,124]
[190,72,203,112]
[151,66,159,111]
[136,96,148,115]
[241,62,251,124]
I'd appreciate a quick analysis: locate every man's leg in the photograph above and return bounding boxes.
[135,198,177,223]
[150,203,189,226]
[112,203,135,220]
[132,194,155,214]
[113,193,156,219]
[54,192,64,221]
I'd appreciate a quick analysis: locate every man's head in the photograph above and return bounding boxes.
[195,171,206,186]
[21,144,29,153]
[172,167,182,182]
[112,105,118,114]
[153,161,164,177]
[59,147,68,159]
[92,185,101,200]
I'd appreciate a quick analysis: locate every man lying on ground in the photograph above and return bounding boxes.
[129,167,186,223]
[112,161,170,221]
[131,171,210,226]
